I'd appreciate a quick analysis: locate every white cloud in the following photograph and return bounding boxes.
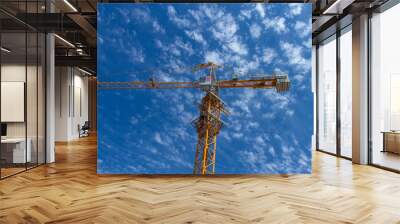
[268,147,276,157]
[227,39,248,55]
[119,8,165,35]
[255,4,266,18]
[239,9,252,20]
[294,74,305,83]
[154,132,166,146]
[158,70,173,82]
[185,30,206,44]
[175,38,194,55]
[263,91,292,110]
[231,89,257,115]
[204,51,223,64]
[263,17,287,33]
[280,41,310,71]
[286,110,294,117]
[294,21,310,38]
[282,145,294,154]
[288,4,303,16]
[274,68,288,76]
[240,149,263,170]
[188,8,204,24]
[220,131,232,141]
[221,54,259,75]
[170,46,181,56]
[132,8,151,22]
[247,121,259,129]
[154,39,163,49]
[198,4,224,21]
[262,48,276,63]
[167,6,191,28]
[298,151,310,167]
[166,153,192,168]
[249,23,262,39]
[211,13,238,42]
[155,37,194,61]
[232,132,244,139]
[255,135,266,146]
[128,47,144,63]
[239,143,285,173]
[130,116,139,125]
[208,12,248,56]
[302,40,310,48]
[152,20,165,34]
[263,112,275,119]
[240,57,259,73]
[166,58,188,74]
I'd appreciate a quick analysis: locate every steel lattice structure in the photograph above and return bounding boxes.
[98,62,290,175]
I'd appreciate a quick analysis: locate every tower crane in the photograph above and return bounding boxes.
[98,62,290,175]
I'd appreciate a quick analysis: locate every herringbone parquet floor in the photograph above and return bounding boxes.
[1,135,400,224]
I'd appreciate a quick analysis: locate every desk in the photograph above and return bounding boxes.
[382,131,400,154]
[1,138,31,163]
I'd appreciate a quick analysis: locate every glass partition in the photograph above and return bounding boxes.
[0,1,46,179]
[1,30,28,177]
[38,32,45,165]
[371,3,400,171]
[317,36,337,154]
[339,27,352,158]
[27,31,38,169]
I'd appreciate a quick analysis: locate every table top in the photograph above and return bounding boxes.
[1,138,28,143]
[381,131,400,134]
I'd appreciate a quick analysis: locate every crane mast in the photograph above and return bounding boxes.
[98,62,290,175]
[192,63,228,174]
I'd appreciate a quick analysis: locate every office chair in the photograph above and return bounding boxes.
[79,121,90,138]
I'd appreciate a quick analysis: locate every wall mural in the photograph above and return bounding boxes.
[97,3,313,174]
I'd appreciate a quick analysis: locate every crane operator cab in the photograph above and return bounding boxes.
[198,75,218,92]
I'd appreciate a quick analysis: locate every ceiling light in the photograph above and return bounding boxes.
[1,47,11,53]
[78,67,93,76]
[63,0,78,12]
[323,0,355,15]
[54,34,75,48]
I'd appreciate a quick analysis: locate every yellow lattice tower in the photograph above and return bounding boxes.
[192,62,228,175]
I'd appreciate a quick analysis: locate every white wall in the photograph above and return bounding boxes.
[55,67,69,141]
[55,67,89,141]
[1,64,42,137]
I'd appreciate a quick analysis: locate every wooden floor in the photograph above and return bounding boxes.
[0,167,26,178]
[372,150,400,171]
[1,135,400,223]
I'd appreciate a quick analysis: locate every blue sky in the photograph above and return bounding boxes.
[97,3,313,174]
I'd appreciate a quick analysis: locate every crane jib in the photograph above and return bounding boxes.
[98,64,290,175]
[97,77,290,92]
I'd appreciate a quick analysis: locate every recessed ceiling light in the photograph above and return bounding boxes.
[54,34,75,48]
[322,0,354,15]
[63,0,78,12]
[1,47,11,53]
[78,67,93,76]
